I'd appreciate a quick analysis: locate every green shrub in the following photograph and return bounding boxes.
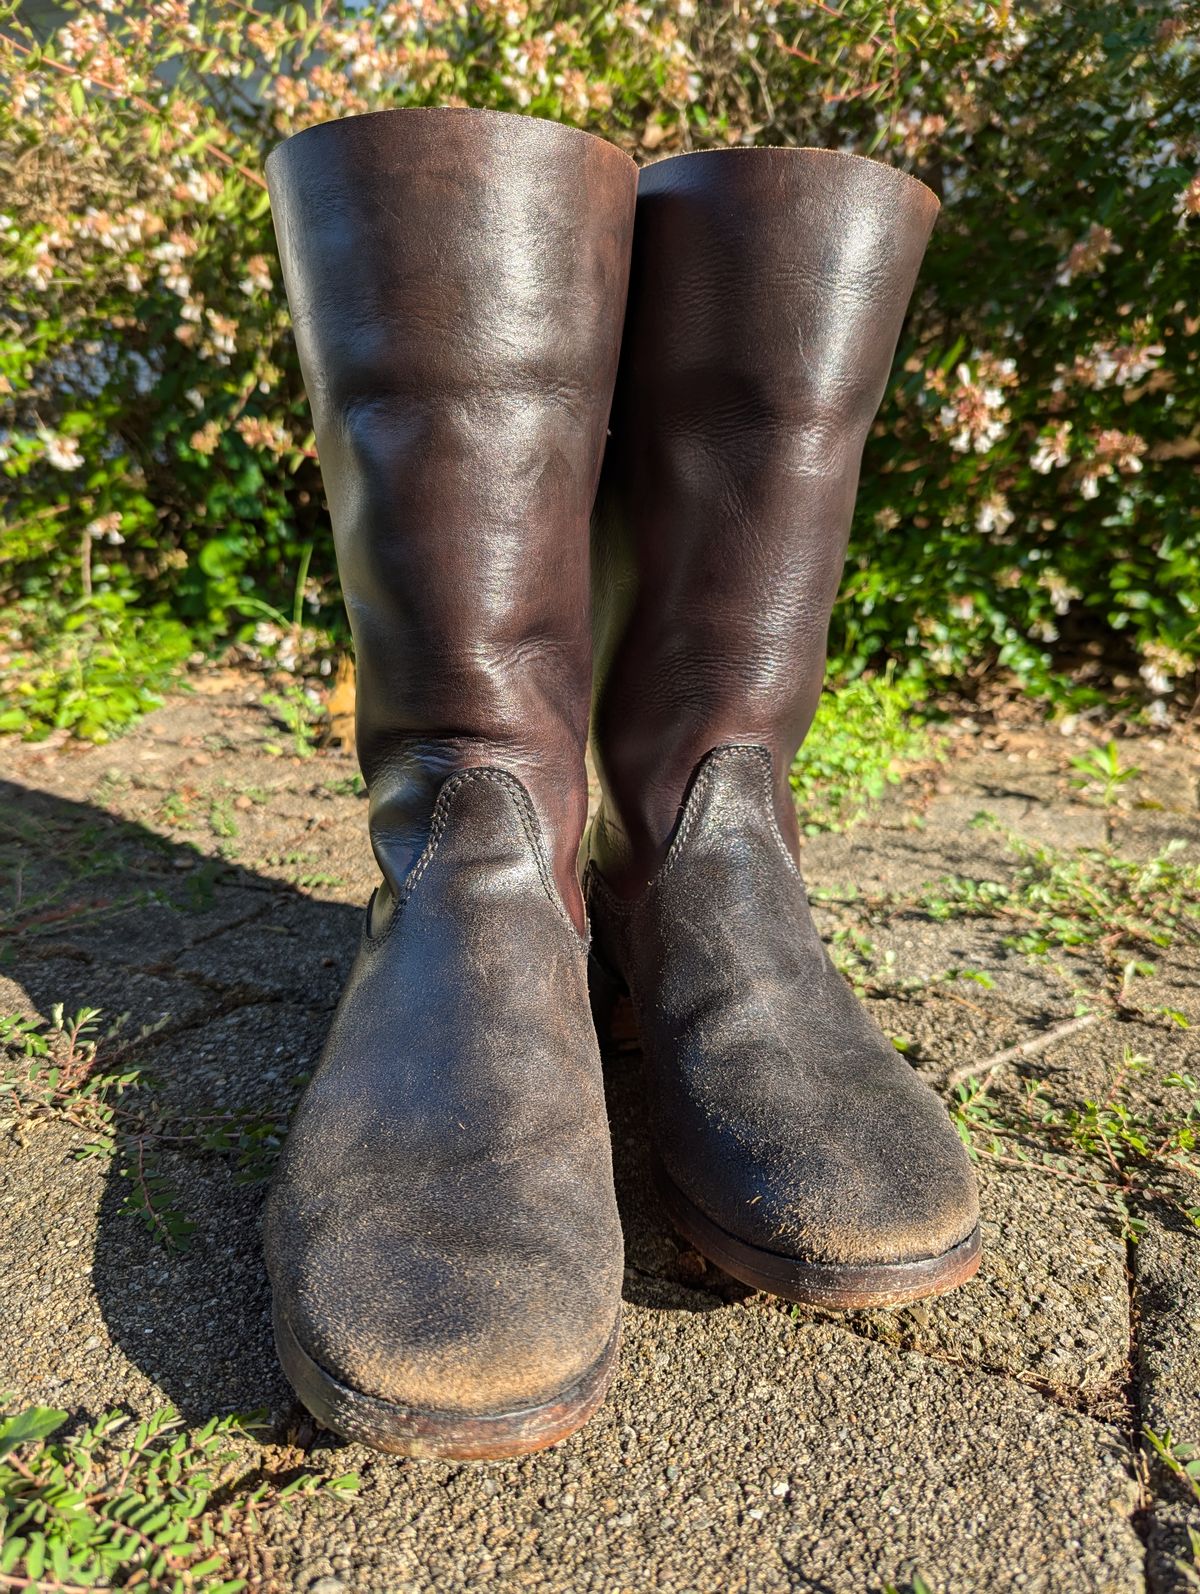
[0,594,192,741]
[1,1,1197,739]
[790,671,932,833]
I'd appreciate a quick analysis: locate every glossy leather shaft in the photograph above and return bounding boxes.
[591,149,939,891]
[268,107,637,928]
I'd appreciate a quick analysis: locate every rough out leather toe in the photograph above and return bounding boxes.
[265,107,636,1456]
[588,148,980,1307]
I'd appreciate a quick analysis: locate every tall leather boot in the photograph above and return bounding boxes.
[589,149,980,1308]
[265,109,636,1456]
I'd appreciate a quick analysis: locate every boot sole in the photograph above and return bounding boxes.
[653,1159,982,1309]
[274,1301,621,1460]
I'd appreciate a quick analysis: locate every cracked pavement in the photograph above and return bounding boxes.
[1,673,1198,1592]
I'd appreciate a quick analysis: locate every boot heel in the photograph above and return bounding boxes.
[588,952,627,1047]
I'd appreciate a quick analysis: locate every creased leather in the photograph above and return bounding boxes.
[268,106,636,929]
[588,149,978,1274]
[264,108,635,1419]
[591,148,940,888]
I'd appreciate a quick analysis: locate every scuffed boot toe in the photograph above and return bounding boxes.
[270,1212,622,1459]
[655,1067,980,1308]
[267,1140,625,1458]
[265,773,625,1458]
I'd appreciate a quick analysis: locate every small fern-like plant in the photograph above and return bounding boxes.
[0,1400,357,1592]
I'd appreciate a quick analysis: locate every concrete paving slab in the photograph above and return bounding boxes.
[0,1121,1146,1594]
[847,1161,1130,1398]
[1135,1224,1200,1594]
[4,683,1199,1591]
[260,1301,1144,1594]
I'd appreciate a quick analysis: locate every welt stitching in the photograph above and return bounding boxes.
[756,746,806,883]
[584,857,632,921]
[363,772,463,946]
[481,769,589,947]
[587,744,772,920]
[367,767,586,949]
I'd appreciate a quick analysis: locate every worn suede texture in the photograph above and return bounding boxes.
[588,746,977,1268]
[588,149,978,1275]
[264,108,636,1421]
[267,771,622,1413]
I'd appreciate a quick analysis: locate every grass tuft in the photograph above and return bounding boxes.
[790,672,932,834]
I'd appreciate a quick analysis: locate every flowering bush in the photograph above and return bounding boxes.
[1,0,1197,738]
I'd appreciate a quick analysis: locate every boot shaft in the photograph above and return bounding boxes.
[268,108,636,926]
[591,148,938,892]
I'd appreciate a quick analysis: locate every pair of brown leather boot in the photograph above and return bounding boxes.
[264,107,979,1460]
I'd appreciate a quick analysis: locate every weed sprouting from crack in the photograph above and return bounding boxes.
[1145,1427,1200,1506]
[260,685,323,761]
[882,1573,938,1594]
[0,1005,293,1250]
[1143,1429,1200,1587]
[1069,740,1144,845]
[830,926,996,1006]
[951,1047,1200,1241]
[814,822,1200,1019]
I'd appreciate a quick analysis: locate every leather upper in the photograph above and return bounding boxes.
[586,150,976,1274]
[264,109,635,1421]
[267,771,623,1413]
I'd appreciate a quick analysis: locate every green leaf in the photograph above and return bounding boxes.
[0,1405,68,1458]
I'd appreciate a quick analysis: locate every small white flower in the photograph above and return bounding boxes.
[86,512,124,545]
[1147,699,1171,728]
[1043,572,1080,615]
[1140,661,1173,695]
[44,433,83,470]
[1080,473,1100,500]
[1031,422,1072,474]
[159,264,191,297]
[976,493,1014,535]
